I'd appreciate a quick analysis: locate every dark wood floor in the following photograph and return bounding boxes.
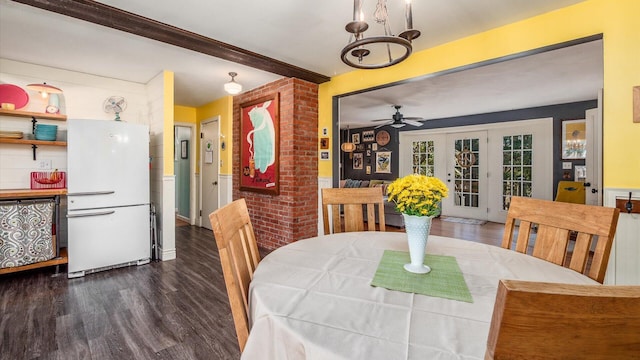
[0,219,504,360]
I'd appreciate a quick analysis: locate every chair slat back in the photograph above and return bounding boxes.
[322,187,386,234]
[486,279,640,360]
[502,196,620,283]
[208,198,260,352]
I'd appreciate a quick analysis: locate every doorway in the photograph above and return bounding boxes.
[174,124,196,224]
[200,117,220,230]
[400,118,553,222]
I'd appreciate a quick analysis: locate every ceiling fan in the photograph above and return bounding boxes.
[372,105,425,129]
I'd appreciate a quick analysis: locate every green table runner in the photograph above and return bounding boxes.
[371,250,473,303]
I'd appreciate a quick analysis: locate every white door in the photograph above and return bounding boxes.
[400,131,488,220]
[486,119,553,223]
[442,131,488,220]
[200,118,219,230]
[400,118,553,223]
[584,106,602,205]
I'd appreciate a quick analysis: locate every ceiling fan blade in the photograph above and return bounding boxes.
[402,116,424,120]
[374,122,389,129]
[404,119,425,127]
[371,118,393,122]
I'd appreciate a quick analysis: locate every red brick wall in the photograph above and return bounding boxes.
[232,78,319,249]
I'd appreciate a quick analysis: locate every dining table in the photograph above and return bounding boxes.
[242,231,599,360]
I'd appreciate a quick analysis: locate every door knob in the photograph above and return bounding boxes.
[212,181,218,186]
[591,188,598,193]
[584,182,591,187]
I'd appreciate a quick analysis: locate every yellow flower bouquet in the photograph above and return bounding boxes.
[386,174,449,217]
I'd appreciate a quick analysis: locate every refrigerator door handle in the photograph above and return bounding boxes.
[67,210,115,218]
[67,191,116,197]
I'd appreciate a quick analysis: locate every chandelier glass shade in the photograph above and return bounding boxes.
[341,0,420,69]
[224,72,243,95]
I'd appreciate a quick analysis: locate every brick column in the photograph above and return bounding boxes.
[232,78,319,249]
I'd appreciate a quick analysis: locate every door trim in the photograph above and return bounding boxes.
[199,117,220,228]
[175,122,197,225]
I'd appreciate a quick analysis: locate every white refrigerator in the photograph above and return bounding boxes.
[66,119,151,278]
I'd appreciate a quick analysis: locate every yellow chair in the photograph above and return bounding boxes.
[555,181,586,204]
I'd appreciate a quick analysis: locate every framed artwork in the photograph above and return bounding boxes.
[366,149,371,156]
[562,119,586,159]
[634,86,640,123]
[320,137,329,149]
[352,133,360,144]
[372,143,378,151]
[362,130,375,142]
[180,140,188,159]
[240,93,280,195]
[375,151,391,173]
[320,151,330,160]
[353,153,363,170]
[366,165,371,175]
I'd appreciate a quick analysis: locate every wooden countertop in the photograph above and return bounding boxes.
[0,189,67,199]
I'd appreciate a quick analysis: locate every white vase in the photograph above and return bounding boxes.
[402,213,433,274]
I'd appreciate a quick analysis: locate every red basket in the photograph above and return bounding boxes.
[30,171,66,190]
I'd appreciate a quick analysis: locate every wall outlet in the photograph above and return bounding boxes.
[37,159,52,170]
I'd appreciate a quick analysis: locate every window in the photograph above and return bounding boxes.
[502,134,533,210]
[411,140,435,176]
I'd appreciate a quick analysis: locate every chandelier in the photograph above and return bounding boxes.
[224,72,243,95]
[341,0,420,69]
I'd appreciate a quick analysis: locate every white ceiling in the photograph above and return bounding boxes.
[0,0,595,114]
[340,39,602,128]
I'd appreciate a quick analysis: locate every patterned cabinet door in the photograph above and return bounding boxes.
[0,199,54,268]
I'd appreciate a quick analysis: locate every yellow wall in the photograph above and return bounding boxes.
[163,70,175,176]
[319,0,640,188]
[174,105,196,124]
[196,96,234,175]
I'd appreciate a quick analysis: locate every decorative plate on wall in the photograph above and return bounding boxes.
[376,130,390,146]
[0,84,29,109]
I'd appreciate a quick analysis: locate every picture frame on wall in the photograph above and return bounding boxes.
[362,130,375,142]
[352,133,360,144]
[320,137,329,149]
[375,151,391,173]
[239,93,280,195]
[320,151,330,160]
[180,140,188,159]
[353,153,363,170]
[561,119,586,159]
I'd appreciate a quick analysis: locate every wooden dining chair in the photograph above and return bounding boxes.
[485,279,640,360]
[208,198,260,352]
[502,196,620,283]
[321,187,386,234]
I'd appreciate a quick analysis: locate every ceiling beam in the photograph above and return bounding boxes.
[11,0,331,84]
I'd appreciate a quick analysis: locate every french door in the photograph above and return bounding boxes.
[443,131,488,219]
[402,131,488,220]
[400,118,553,223]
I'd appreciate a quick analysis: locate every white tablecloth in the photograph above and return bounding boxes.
[243,232,598,360]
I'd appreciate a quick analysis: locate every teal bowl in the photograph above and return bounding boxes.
[35,124,58,141]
